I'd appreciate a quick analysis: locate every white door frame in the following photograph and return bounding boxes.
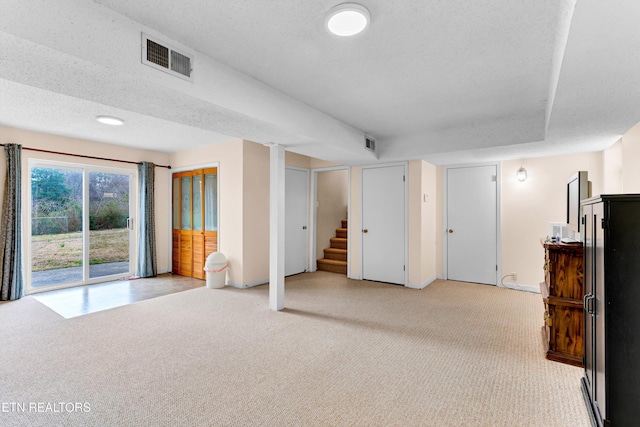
[26,159,136,294]
[309,166,350,274]
[443,162,502,284]
[360,162,408,286]
[285,166,310,275]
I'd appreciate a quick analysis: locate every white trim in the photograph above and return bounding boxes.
[170,162,220,173]
[360,161,408,286]
[500,281,540,293]
[268,144,286,311]
[227,278,269,289]
[443,162,501,285]
[285,166,310,274]
[406,275,438,290]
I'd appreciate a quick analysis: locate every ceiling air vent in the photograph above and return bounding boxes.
[142,33,193,81]
[364,136,376,153]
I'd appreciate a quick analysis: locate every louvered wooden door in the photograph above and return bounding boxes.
[172,168,218,279]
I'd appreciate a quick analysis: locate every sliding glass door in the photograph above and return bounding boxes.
[88,171,132,279]
[29,162,134,292]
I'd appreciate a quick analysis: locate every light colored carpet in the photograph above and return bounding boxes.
[0,272,589,426]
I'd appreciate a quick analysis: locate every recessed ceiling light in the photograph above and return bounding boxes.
[325,3,370,37]
[96,115,124,126]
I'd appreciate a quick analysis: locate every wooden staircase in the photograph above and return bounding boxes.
[317,219,348,274]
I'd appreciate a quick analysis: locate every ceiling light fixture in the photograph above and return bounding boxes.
[96,115,124,126]
[325,3,370,37]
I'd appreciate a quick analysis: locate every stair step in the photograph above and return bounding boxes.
[335,228,348,238]
[330,237,347,249]
[323,247,347,261]
[341,219,348,228]
[317,258,347,275]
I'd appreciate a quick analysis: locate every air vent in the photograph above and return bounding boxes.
[142,33,193,81]
[364,136,376,153]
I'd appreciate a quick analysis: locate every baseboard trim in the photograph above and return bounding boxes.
[226,278,268,289]
[500,281,540,293]
[406,275,438,290]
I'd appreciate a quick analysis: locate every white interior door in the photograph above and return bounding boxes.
[285,168,308,276]
[362,165,405,285]
[446,165,497,285]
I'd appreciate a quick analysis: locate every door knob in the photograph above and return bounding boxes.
[448,229,454,233]
[363,229,368,233]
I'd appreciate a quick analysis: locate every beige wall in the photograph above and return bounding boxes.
[348,166,362,278]
[170,139,272,287]
[316,169,348,261]
[242,141,270,285]
[602,139,624,193]
[500,152,603,289]
[407,160,438,288]
[422,161,438,283]
[5,120,639,294]
[621,122,640,192]
[285,151,311,169]
[500,121,640,290]
[0,126,172,283]
[347,161,438,288]
[286,151,349,270]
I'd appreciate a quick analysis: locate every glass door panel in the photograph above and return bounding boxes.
[193,174,202,231]
[204,173,217,231]
[181,176,191,230]
[31,166,83,288]
[29,163,134,292]
[88,171,131,279]
[173,177,179,229]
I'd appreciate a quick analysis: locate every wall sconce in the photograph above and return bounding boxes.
[516,166,527,182]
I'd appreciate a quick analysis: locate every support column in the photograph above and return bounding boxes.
[267,143,285,311]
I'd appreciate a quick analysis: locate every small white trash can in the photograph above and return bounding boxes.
[204,252,228,289]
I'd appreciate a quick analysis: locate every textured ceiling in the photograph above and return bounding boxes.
[0,0,638,165]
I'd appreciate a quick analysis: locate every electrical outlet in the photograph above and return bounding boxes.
[512,273,517,281]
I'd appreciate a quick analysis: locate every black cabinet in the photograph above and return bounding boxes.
[581,195,640,427]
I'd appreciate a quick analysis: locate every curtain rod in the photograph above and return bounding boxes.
[0,143,171,169]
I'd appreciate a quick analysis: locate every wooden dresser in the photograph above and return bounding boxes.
[540,241,584,367]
